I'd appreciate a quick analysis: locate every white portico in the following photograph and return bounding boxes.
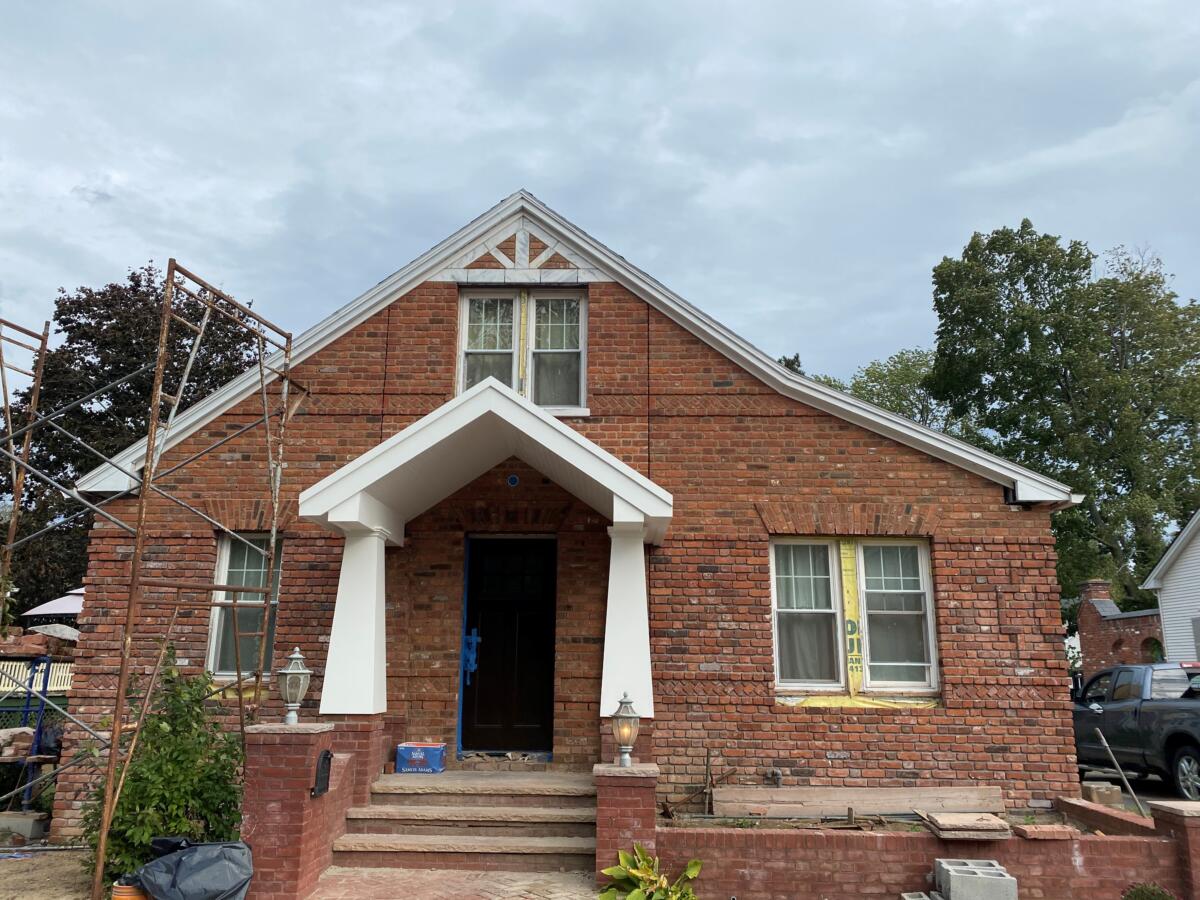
[297,377,672,720]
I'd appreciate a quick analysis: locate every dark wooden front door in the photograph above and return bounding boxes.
[460,537,556,752]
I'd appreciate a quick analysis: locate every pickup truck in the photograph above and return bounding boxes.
[1073,661,1200,800]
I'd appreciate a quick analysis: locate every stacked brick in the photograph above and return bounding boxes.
[54,277,1078,837]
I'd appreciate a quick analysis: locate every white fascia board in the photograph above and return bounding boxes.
[1143,509,1200,590]
[79,189,1076,506]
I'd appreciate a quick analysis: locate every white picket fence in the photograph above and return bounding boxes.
[0,658,74,695]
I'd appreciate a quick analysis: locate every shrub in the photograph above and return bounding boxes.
[599,844,701,900]
[82,648,242,881]
[1123,885,1178,900]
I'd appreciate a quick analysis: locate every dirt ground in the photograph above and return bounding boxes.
[0,849,88,900]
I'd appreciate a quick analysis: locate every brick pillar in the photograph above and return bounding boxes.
[242,723,336,900]
[593,762,659,882]
[1079,579,1112,604]
[1151,801,1200,900]
[326,714,386,806]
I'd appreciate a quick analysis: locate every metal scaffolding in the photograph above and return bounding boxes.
[0,260,304,898]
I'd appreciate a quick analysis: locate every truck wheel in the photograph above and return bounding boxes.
[1172,746,1200,801]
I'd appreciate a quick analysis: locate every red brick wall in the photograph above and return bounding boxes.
[55,277,1077,835]
[1077,580,1164,678]
[655,825,1184,900]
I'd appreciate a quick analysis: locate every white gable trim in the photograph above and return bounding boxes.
[1143,509,1200,590]
[299,377,673,543]
[76,190,1077,506]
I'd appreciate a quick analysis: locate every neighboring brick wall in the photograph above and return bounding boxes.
[56,277,1077,834]
[1078,579,1163,677]
[656,825,1184,900]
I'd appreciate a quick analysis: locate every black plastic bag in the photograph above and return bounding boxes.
[131,841,253,900]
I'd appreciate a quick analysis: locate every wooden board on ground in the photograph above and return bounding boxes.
[915,809,1012,841]
[713,785,1005,818]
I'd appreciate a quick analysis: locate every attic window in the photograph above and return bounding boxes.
[458,288,587,414]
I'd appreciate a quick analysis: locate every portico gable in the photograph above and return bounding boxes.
[298,377,673,718]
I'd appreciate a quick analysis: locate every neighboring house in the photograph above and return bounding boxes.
[1143,509,1200,660]
[54,192,1082,849]
[1075,579,1163,677]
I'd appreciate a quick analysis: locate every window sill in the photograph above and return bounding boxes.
[775,692,940,710]
[545,406,590,418]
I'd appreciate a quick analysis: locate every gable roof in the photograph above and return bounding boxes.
[77,190,1079,506]
[1143,508,1200,590]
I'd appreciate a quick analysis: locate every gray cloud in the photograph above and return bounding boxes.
[1,1,1197,380]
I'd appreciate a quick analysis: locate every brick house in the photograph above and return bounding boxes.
[57,191,1088,890]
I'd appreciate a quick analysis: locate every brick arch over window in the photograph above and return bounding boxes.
[755,501,943,537]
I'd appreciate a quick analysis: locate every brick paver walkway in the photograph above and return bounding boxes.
[311,867,596,899]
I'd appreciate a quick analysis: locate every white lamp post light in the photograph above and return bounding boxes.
[277,647,312,725]
[610,692,641,768]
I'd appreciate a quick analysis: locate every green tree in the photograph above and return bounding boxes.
[846,347,979,438]
[777,353,848,390]
[1,264,256,613]
[926,221,1200,606]
[82,647,242,881]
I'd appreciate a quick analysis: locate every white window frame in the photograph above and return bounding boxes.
[526,289,588,415]
[205,533,281,679]
[770,538,846,691]
[857,539,939,692]
[457,289,520,396]
[456,289,588,416]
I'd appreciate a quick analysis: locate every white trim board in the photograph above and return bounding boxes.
[76,190,1078,506]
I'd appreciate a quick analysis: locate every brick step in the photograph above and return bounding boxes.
[345,804,596,837]
[371,772,596,809]
[330,832,595,873]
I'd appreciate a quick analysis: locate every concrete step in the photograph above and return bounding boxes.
[370,771,596,809]
[344,803,597,837]
[330,832,595,873]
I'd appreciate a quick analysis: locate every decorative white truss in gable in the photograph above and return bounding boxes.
[428,214,613,285]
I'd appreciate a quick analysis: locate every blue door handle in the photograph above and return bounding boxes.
[463,628,481,685]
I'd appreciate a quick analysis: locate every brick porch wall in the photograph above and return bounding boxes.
[55,277,1077,836]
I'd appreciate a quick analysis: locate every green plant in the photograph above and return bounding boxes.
[81,648,242,882]
[1123,885,1178,900]
[599,844,701,900]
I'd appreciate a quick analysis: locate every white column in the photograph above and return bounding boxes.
[320,527,389,714]
[600,521,655,718]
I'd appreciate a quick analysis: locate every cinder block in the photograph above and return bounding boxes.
[937,863,1017,900]
[934,859,1007,894]
[1081,782,1124,808]
[899,893,931,900]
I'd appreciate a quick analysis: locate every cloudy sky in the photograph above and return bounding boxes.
[1,2,1197,379]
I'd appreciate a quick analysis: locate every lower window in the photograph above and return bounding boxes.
[771,538,938,692]
[207,533,282,677]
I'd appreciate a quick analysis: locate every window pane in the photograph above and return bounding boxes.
[864,545,922,591]
[467,298,513,350]
[868,663,927,682]
[535,298,580,349]
[775,545,833,611]
[778,612,839,682]
[466,352,514,389]
[865,590,924,613]
[1151,668,1199,700]
[215,606,268,674]
[866,612,928,674]
[533,352,580,406]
